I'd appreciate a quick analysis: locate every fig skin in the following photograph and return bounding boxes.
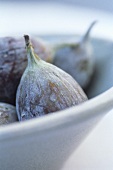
[0,102,18,126]
[51,21,97,89]
[16,35,88,121]
[0,36,52,105]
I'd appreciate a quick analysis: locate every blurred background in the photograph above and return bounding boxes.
[1,0,113,13]
[0,0,113,13]
[0,0,113,39]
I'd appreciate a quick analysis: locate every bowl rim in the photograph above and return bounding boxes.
[0,87,113,141]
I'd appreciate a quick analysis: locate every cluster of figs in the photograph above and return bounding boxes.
[0,21,96,125]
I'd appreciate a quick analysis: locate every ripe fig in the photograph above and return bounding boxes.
[51,21,97,89]
[0,36,52,105]
[16,35,88,121]
[0,102,17,126]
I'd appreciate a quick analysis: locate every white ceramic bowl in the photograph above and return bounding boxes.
[0,36,113,170]
[0,88,113,170]
[0,86,113,170]
[0,2,113,170]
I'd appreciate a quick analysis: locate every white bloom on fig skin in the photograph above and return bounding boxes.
[16,35,88,121]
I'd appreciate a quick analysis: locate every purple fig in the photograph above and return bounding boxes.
[0,102,17,126]
[16,35,88,121]
[51,21,97,89]
[0,36,52,105]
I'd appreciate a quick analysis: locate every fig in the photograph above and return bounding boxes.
[51,21,97,89]
[16,35,88,121]
[0,36,52,105]
[0,102,17,126]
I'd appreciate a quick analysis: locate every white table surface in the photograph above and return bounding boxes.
[0,2,113,169]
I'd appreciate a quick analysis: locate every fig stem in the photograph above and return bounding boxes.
[24,35,40,62]
[24,35,30,47]
[82,20,97,43]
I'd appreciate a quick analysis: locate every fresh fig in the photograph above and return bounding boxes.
[16,35,88,121]
[51,21,97,89]
[0,102,17,126]
[0,36,52,105]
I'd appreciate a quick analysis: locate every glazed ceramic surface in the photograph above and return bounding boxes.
[0,87,113,170]
[0,37,113,169]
